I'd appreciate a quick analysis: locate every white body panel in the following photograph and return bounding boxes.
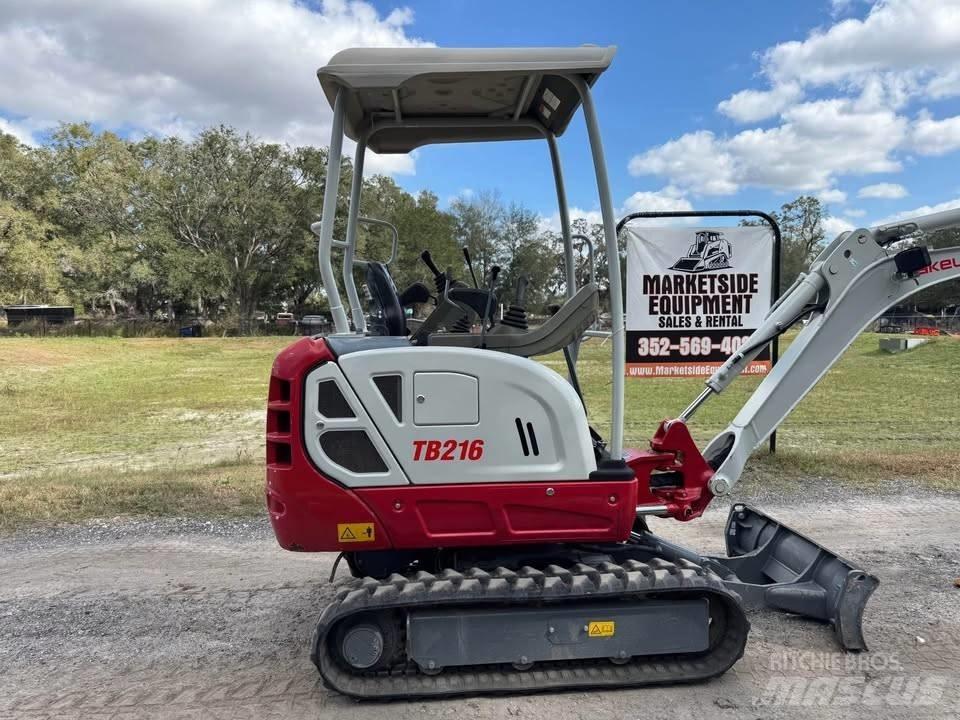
[337,347,596,486]
[302,363,409,487]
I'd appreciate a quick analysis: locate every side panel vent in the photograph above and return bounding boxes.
[317,379,355,418]
[373,374,402,422]
[267,440,292,466]
[268,409,291,434]
[269,377,291,403]
[515,418,539,457]
[526,421,540,456]
[319,430,388,473]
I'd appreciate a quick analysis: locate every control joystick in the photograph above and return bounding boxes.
[420,250,446,295]
[499,275,529,331]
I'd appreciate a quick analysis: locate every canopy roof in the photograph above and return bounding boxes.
[317,46,616,153]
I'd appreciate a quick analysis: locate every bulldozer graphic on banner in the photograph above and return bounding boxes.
[671,230,733,273]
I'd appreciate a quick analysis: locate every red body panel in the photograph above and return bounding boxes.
[265,337,393,552]
[265,337,717,553]
[355,480,637,549]
[633,420,715,521]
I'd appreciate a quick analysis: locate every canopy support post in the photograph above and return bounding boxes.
[316,87,350,334]
[343,134,368,333]
[547,131,581,374]
[569,76,624,460]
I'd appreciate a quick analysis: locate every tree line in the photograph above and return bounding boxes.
[0,124,575,322]
[1,123,954,324]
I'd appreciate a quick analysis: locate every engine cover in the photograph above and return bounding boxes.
[304,346,596,488]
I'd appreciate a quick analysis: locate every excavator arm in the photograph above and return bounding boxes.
[634,208,960,652]
[680,208,960,497]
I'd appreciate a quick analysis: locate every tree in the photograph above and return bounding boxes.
[0,200,65,305]
[448,193,566,313]
[145,127,310,320]
[451,191,505,282]
[0,122,612,324]
[0,131,68,306]
[746,195,826,294]
[36,124,161,316]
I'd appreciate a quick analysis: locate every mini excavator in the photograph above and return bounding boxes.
[264,46,960,699]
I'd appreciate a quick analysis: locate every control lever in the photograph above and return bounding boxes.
[514,275,528,305]
[420,250,446,294]
[462,247,480,288]
[479,265,500,349]
[499,275,529,331]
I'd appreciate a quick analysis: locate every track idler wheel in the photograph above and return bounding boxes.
[332,612,400,672]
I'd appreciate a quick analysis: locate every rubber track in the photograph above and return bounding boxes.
[311,557,750,699]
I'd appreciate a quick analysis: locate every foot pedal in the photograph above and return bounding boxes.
[705,503,879,651]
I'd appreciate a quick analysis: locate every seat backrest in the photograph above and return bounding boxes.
[365,261,406,336]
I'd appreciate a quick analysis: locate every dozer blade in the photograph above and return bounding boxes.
[704,503,879,652]
[670,258,703,272]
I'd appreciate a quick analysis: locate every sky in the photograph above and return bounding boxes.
[2,0,960,238]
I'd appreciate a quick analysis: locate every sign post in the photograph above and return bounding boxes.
[617,210,782,452]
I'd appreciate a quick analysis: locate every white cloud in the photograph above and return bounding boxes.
[628,131,738,195]
[365,149,418,177]
[0,0,430,174]
[858,182,909,199]
[444,186,476,207]
[0,117,38,146]
[822,216,856,238]
[716,0,960,123]
[717,83,802,123]
[845,208,867,217]
[629,99,905,195]
[818,188,848,204]
[762,0,960,96]
[636,1,960,198]
[873,197,960,225]
[621,186,693,214]
[538,187,693,233]
[911,110,960,155]
[831,0,859,14]
[538,206,604,234]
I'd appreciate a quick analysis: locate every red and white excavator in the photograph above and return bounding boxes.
[263,46,960,699]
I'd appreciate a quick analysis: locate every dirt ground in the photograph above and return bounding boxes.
[2,486,959,720]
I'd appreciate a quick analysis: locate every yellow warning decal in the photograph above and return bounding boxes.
[337,523,375,543]
[588,621,615,638]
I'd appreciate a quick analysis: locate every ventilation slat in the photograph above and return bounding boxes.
[526,421,540,457]
[515,418,529,457]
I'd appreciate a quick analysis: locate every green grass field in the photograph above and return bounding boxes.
[1,333,958,530]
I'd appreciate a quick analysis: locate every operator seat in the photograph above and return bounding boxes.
[364,261,405,336]
[427,282,599,358]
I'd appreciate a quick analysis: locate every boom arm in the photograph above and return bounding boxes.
[689,208,960,497]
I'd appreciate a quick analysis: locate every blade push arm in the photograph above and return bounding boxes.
[692,209,960,497]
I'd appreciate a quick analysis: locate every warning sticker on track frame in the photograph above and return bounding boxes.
[337,523,375,543]
[587,621,615,638]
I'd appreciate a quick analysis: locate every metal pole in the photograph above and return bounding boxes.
[547,131,581,371]
[547,133,575,302]
[316,87,350,334]
[572,233,596,286]
[343,134,367,333]
[570,76,625,460]
[616,210,783,452]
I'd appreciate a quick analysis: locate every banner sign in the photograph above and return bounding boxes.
[624,225,774,378]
